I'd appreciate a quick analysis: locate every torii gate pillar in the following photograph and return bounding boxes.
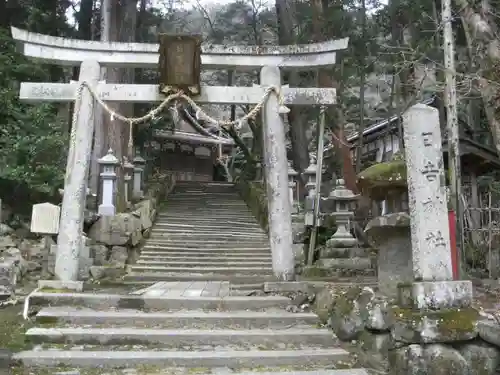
[55,60,100,283]
[260,66,294,281]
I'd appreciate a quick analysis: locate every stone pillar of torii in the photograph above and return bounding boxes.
[11,26,347,286]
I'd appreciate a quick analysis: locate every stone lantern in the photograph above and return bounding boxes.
[123,157,134,207]
[359,154,412,297]
[98,149,119,216]
[316,178,372,275]
[287,161,299,213]
[133,154,146,199]
[302,157,317,226]
[325,179,358,248]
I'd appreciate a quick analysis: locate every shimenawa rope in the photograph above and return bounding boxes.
[70,82,288,158]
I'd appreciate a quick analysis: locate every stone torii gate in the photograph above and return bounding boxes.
[11,27,347,284]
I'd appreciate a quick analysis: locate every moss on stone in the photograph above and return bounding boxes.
[39,287,74,293]
[302,266,329,278]
[0,306,33,353]
[237,180,269,232]
[358,159,407,183]
[357,159,407,200]
[392,306,479,335]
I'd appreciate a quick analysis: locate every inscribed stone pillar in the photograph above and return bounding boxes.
[388,103,474,349]
[56,60,100,282]
[403,104,453,281]
[260,66,294,281]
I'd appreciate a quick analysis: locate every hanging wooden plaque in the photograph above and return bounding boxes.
[158,34,202,97]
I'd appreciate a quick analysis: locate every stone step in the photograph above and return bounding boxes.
[159,214,257,219]
[144,242,270,251]
[124,272,276,284]
[128,265,274,275]
[136,260,273,267]
[155,217,260,222]
[30,292,288,311]
[158,210,254,215]
[140,252,271,259]
[150,229,265,236]
[149,234,266,241]
[318,258,373,270]
[26,327,333,346]
[147,235,269,242]
[165,206,247,209]
[138,255,272,262]
[154,222,262,229]
[168,197,241,200]
[14,348,350,368]
[35,307,318,328]
[156,217,259,223]
[166,201,248,206]
[141,246,270,252]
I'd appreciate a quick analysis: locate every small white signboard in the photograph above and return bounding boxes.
[30,202,60,234]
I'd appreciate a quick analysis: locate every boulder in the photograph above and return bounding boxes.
[108,246,128,266]
[0,236,16,250]
[391,307,479,344]
[134,199,154,230]
[0,258,19,299]
[457,341,500,375]
[313,287,338,324]
[0,224,13,236]
[327,286,372,341]
[362,294,393,331]
[88,213,142,246]
[90,244,109,266]
[389,344,471,375]
[90,265,125,280]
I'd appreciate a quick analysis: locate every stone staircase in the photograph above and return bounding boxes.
[124,182,275,288]
[13,182,369,375]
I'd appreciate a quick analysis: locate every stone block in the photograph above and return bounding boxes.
[365,212,412,298]
[38,279,83,292]
[319,246,367,259]
[397,281,473,310]
[457,340,500,375]
[78,257,93,280]
[80,245,90,259]
[0,235,16,249]
[391,307,479,344]
[389,344,471,375]
[478,320,500,349]
[317,257,372,270]
[90,244,108,266]
[108,246,128,266]
[47,254,55,275]
[89,265,125,280]
[0,258,18,299]
[134,199,154,230]
[88,213,143,246]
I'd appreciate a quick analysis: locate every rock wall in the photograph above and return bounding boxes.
[237,180,269,232]
[0,222,49,299]
[0,172,176,296]
[78,172,176,281]
[313,285,500,375]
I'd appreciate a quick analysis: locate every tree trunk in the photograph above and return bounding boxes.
[89,0,112,199]
[455,0,500,155]
[275,0,309,184]
[104,0,127,211]
[309,0,358,193]
[355,0,367,174]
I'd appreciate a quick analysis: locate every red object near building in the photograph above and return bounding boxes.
[448,210,459,280]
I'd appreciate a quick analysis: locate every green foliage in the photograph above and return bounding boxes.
[0,28,67,195]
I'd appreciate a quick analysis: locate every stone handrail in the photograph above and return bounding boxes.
[11,27,349,70]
